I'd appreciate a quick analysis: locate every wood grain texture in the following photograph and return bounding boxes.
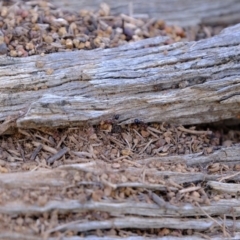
[51,0,240,27]
[0,198,240,218]
[1,25,240,129]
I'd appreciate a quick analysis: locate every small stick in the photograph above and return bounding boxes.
[30,144,43,161]
[195,201,229,237]
[148,190,167,208]
[218,171,240,182]
[122,159,142,167]
[179,186,201,194]
[72,151,93,159]
[32,141,57,154]
[178,126,212,135]
[101,178,117,189]
[147,129,159,139]
[148,190,178,210]
[47,147,69,164]
[167,179,183,189]
[56,135,67,149]
[139,139,153,154]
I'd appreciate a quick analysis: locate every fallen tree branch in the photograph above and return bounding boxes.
[46,216,240,233]
[0,198,240,217]
[1,25,240,129]
[137,146,240,166]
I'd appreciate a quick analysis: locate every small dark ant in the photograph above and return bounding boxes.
[113,114,120,120]
[133,119,148,129]
[134,119,142,124]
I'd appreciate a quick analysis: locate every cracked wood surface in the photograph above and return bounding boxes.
[1,25,240,129]
[51,0,240,27]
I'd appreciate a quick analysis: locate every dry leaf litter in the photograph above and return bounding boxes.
[0,1,239,239]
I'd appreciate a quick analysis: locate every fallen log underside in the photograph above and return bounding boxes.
[1,24,240,130]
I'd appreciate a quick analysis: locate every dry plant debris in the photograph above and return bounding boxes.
[0,120,240,239]
[0,0,225,57]
[0,0,239,239]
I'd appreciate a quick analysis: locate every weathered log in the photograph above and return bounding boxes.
[1,198,240,218]
[45,217,240,233]
[51,0,240,27]
[138,145,240,166]
[1,24,240,129]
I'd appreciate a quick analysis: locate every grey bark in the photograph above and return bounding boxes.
[1,25,240,129]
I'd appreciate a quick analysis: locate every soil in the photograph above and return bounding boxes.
[0,1,239,240]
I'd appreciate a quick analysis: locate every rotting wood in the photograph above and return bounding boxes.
[1,25,240,129]
[51,0,240,27]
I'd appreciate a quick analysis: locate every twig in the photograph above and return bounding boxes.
[147,129,160,138]
[218,172,240,182]
[195,201,229,236]
[72,151,94,159]
[30,144,43,161]
[139,139,153,154]
[56,134,67,149]
[32,141,57,154]
[122,159,142,167]
[47,147,69,164]
[179,186,201,194]
[108,136,125,148]
[167,179,183,189]
[101,178,117,189]
[178,126,212,135]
